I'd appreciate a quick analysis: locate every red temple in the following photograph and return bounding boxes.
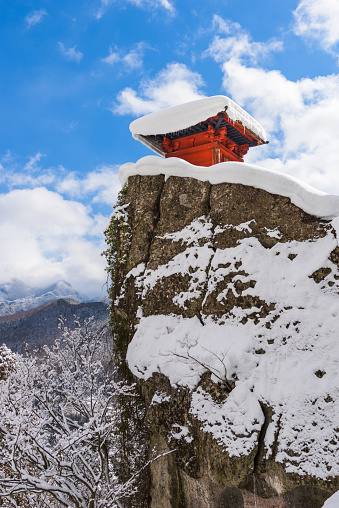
[161,112,266,166]
[130,96,268,167]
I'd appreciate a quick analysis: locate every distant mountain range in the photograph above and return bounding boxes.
[0,279,92,317]
[0,279,110,353]
[0,298,109,354]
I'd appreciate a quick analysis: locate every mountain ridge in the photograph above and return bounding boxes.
[0,297,109,353]
[0,279,93,317]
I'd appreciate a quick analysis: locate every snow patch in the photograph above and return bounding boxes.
[215,220,254,235]
[322,491,339,508]
[159,216,213,246]
[190,385,264,455]
[150,391,171,405]
[265,227,282,239]
[110,203,129,222]
[142,244,213,308]
[170,424,193,443]
[127,314,253,390]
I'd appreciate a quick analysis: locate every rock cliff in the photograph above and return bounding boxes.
[106,159,339,508]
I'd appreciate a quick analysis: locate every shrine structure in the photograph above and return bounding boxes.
[130,95,268,166]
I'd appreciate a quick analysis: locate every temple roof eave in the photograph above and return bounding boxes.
[130,95,268,143]
[133,134,166,157]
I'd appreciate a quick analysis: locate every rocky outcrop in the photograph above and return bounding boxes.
[108,172,339,508]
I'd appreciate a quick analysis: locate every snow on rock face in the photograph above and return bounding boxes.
[126,212,339,479]
[323,491,339,507]
[128,314,254,390]
[191,384,264,456]
[119,156,339,219]
[129,95,267,143]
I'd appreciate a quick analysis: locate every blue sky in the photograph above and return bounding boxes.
[1,0,339,298]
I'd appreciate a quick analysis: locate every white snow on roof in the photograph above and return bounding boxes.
[129,95,267,154]
[119,155,339,219]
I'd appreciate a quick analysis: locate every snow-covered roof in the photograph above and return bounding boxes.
[119,155,339,220]
[129,95,267,156]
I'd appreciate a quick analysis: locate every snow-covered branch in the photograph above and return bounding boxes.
[0,319,137,508]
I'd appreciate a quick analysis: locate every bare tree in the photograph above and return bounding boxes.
[0,318,138,508]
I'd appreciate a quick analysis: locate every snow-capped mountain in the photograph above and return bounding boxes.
[0,279,90,317]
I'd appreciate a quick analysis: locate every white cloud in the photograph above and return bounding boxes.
[0,156,123,297]
[96,0,175,19]
[23,152,45,171]
[211,14,240,34]
[63,121,79,133]
[206,18,339,194]
[101,42,147,71]
[113,62,205,115]
[0,152,57,189]
[3,171,56,189]
[25,9,47,28]
[293,0,339,55]
[58,42,83,63]
[127,0,174,12]
[0,154,121,206]
[0,187,108,298]
[57,166,122,205]
[123,47,144,70]
[206,15,283,65]
[101,49,120,66]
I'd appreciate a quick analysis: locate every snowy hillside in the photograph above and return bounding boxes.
[0,279,90,316]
